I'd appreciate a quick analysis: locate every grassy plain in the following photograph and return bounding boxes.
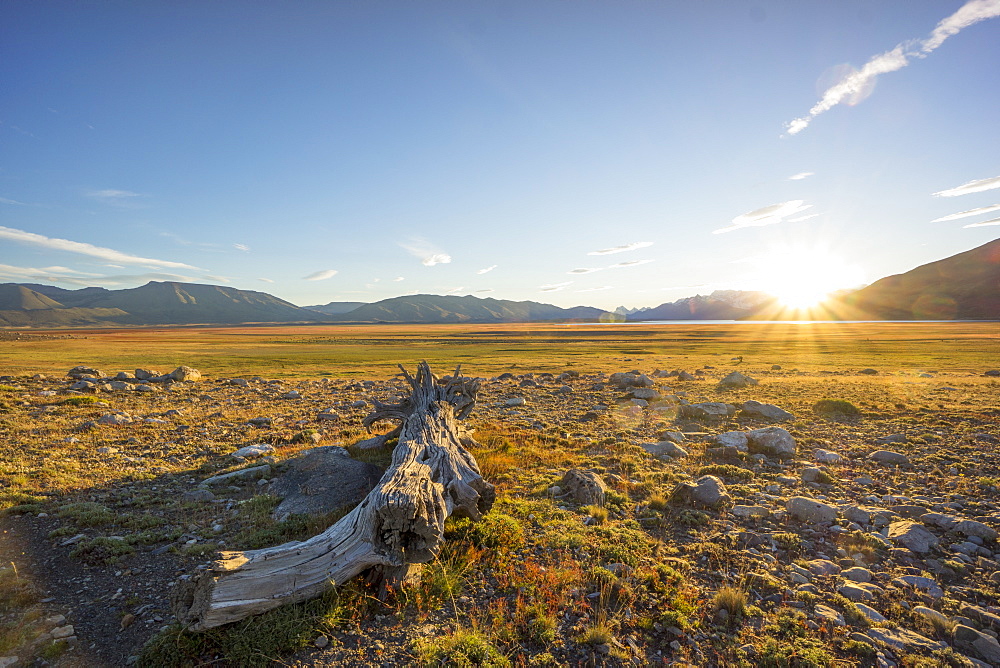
[3,321,998,378]
[1,321,999,666]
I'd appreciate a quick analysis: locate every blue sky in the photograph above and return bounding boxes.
[2,0,999,310]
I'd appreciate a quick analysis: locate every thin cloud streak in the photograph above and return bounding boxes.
[931,204,1000,222]
[0,225,199,270]
[713,201,812,234]
[963,217,1000,228]
[587,241,653,256]
[234,243,250,252]
[476,265,497,274]
[567,267,602,274]
[303,269,339,281]
[540,281,573,292]
[609,259,653,268]
[88,189,143,200]
[933,176,1000,197]
[575,286,612,293]
[258,278,274,283]
[399,238,452,266]
[788,172,814,180]
[786,0,1000,135]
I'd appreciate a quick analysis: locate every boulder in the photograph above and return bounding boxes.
[68,366,102,379]
[168,366,202,382]
[893,575,944,598]
[231,444,275,460]
[631,388,660,400]
[202,464,272,486]
[954,625,1000,665]
[717,372,758,389]
[710,431,748,450]
[786,496,837,524]
[887,521,938,553]
[747,427,797,458]
[671,475,730,508]
[814,604,845,627]
[869,450,911,466]
[268,446,383,521]
[740,400,794,421]
[814,449,842,464]
[682,402,736,420]
[641,441,688,459]
[135,368,160,380]
[560,469,607,506]
[853,603,886,623]
[865,628,942,654]
[841,567,873,583]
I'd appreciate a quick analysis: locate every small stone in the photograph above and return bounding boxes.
[231,444,275,459]
[853,603,887,623]
[51,625,74,639]
[814,604,845,626]
[786,496,837,524]
[718,371,758,388]
[747,427,797,458]
[505,397,526,407]
[314,635,329,649]
[869,450,911,466]
[740,400,794,421]
[641,441,688,459]
[841,567,872,583]
[671,475,730,508]
[887,521,938,553]
[813,448,842,464]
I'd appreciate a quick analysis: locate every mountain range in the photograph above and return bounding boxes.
[1,238,997,327]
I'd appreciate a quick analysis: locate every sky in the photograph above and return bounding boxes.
[2,0,999,311]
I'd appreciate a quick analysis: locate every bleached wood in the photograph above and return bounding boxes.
[172,362,494,630]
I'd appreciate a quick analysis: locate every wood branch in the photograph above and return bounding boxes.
[172,362,494,630]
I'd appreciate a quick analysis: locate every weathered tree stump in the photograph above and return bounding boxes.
[172,362,495,630]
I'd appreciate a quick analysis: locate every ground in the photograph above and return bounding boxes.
[0,323,998,667]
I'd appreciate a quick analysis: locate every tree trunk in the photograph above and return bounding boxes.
[172,362,495,630]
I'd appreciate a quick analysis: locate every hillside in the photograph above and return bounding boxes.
[332,294,607,323]
[0,284,66,311]
[629,291,774,321]
[834,238,1000,320]
[305,301,368,315]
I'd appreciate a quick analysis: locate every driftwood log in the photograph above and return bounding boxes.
[172,362,495,630]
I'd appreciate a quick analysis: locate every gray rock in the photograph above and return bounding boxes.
[97,412,132,425]
[740,400,794,421]
[841,567,873,583]
[814,604,845,626]
[281,390,301,399]
[869,450,911,466]
[954,519,999,542]
[505,397,526,407]
[135,368,160,380]
[631,387,660,400]
[913,606,950,626]
[560,469,607,506]
[718,371,758,388]
[168,366,201,382]
[202,464,272,486]
[806,559,840,576]
[731,505,770,519]
[269,446,383,521]
[786,496,837,523]
[660,431,686,443]
[231,444,275,460]
[69,380,95,391]
[853,603,887,623]
[711,431,748,450]
[954,625,1000,665]
[893,575,944,598]
[748,427,797,458]
[814,448,842,464]
[837,581,880,602]
[68,366,102,379]
[182,489,215,503]
[888,521,939,553]
[800,467,828,483]
[866,627,942,653]
[641,441,688,459]
[682,402,736,420]
[876,433,908,445]
[671,475,730,508]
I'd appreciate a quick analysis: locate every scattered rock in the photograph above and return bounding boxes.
[202,464,272,486]
[671,475,730,508]
[640,441,688,459]
[786,496,837,524]
[269,446,383,521]
[954,625,1000,664]
[747,427,797,458]
[866,627,942,653]
[740,400,794,421]
[710,431,748,450]
[813,448,842,464]
[717,371,758,389]
[168,366,201,382]
[560,469,607,506]
[887,521,939,553]
[231,444,276,460]
[869,450,911,466]
[68,366,102,379]
[682,402,736,420]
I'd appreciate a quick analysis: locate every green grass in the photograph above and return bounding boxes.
[415,629,511,667]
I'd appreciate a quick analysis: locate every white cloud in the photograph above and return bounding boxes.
[445,286,466,295]
[475,288,494,293]
[540,281,573,292]
[933,176,1000,197]
[609,259,654,268]
[932,204,1000,222]
[0,225,200,269]
[303,269,339,281]
[567,267,602,274]
[393,276,405,282]
[0,268,198,286]
[0,197,27,205]
[963,217,1000,228]
[713,200,812,234]
[258,278,274,283]
[788,172,814,180]
[88,189,143,200]
[786,0,1000,135]
[575,285,613,293]
[477,265,497,275]
[588,241,653,256]
[788,213,820,223]
[400,238,452,267]
[234,243,250,252]
[202,275,230,283]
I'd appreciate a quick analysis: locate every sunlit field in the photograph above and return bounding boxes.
[3,321,997,379]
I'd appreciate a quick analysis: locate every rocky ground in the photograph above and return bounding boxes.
[1,361,999,667]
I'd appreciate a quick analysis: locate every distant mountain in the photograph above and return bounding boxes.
[0,281,325,327]
[330,294,608,323]
[628,290,773,321]
[306,301,368,315]
[835,238,1000,320]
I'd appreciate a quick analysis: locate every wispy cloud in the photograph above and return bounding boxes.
[445,286,466,295]
[258,278,274,283]
[393,276,405,282]
[400,238,452,266]
[588,241,653,256]
[788,172,814,180]
[477,265,497,275]
[786,0,1000,135]
[575,285,613,293]
[540,281,573,292]
[789,213,820,223]
[0,264,199,287]
[88,189,143,200]
[609,259,653,268]
[303,269,339,281]
[931,204,1000,222]
[0,197,28,205]
[933,176,1000,198]
[202,275,230,284]
[713,200,812,234]
[567,267,602,275]
[0,225,199,269]
[963,217,1000,228]
[234,243,250,252]
[475,288,494,293]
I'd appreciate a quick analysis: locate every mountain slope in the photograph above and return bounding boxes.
[836,238,1000,320]
[333,294,607,323]
[306,301,368,315]
[628,291,773,321]
[0,284,66,310]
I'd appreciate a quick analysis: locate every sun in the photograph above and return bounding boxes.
[751,246,866,310]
